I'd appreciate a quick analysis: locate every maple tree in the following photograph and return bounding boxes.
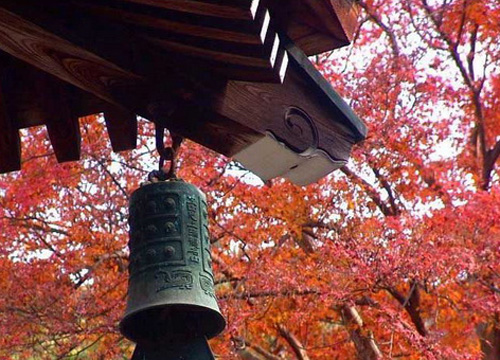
[0,0,499,359]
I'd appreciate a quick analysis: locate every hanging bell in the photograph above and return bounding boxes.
[120,179,226,354]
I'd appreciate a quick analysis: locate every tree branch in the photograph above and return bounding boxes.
[340,305,382,360]
[220,288,320,301]
[357,1,400,56]
[386,282,428,336]
[483,139,500,190]
[277,324,311,360]
[341,166,395,216]
[232,337,282,360]
[372,167,400,216]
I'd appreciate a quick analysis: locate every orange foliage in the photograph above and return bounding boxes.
[1,0,499,359]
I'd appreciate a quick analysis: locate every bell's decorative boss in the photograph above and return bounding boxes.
[120,180,225,349]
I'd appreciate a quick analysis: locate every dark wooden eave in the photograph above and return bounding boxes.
[0,0,366,184]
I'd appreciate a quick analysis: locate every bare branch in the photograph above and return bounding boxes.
[232,337,282,360]
[357,1,400,56]
[341,305,383,360]
[483,139,500,190]
[220,288,320,301]
[372,167,400,216]
[386,282,428,336]
[277,324,311,360]
[341,166,394,216]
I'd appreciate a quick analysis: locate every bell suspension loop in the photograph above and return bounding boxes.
[148,123,184,182]
[122,124,225,359]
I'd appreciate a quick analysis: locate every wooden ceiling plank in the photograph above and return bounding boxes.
[99,0,257,19]
[130,27,269,60]
[0,7,146,109]
[145,37,271,68]
[0,80,21,173]
[104,108,138,152]
[301,0,347,40]
[72,2,262,44]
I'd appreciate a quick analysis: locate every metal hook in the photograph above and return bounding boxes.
[148,123,183,182]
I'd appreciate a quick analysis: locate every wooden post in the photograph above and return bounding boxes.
[43,80,81,163]
[0,70,21,172]
[104,108,138,152]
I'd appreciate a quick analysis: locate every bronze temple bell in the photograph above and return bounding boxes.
[121,179,225,358]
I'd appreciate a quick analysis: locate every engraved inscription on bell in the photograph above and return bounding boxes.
[185,194,201,265]
[120,180,226,345]
[155,269,194,292]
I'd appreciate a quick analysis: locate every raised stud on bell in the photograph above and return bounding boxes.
[120,180,225,358]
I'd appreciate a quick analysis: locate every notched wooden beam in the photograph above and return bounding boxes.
[0,79,21,173]
[43,81,81,163]
[216,37,366,165]
[104,108,138,152]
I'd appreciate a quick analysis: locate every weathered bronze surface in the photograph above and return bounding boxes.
[120,180,225,346]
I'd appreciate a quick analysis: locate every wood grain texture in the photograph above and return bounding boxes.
[213,38,366,161]
[0,7,144,107]
[0,55,106,129]
[118,0,257,19]
[216,71,355,162]
[104,108,138,152]
[0,1,364,172]
[264,0,358,55]
[73,2,261,44]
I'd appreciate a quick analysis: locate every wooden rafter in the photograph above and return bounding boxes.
[0,71,21,173]
[0,0,365,184]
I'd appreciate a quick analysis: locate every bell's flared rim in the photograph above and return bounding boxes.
[119,302,226,344]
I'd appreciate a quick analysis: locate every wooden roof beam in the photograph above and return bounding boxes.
[0,54,109,129]
[104,109,138,152]
[43,80,81,163]
[73,0,288,83]
[0,73,21,173]
[0,7,147,109]
[113,0,259,19]
[0,1,366,183]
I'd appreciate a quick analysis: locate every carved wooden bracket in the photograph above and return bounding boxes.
[0,0,365,185]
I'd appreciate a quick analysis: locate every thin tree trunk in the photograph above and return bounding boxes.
[341,305,383,360]
[278,324,311,360]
